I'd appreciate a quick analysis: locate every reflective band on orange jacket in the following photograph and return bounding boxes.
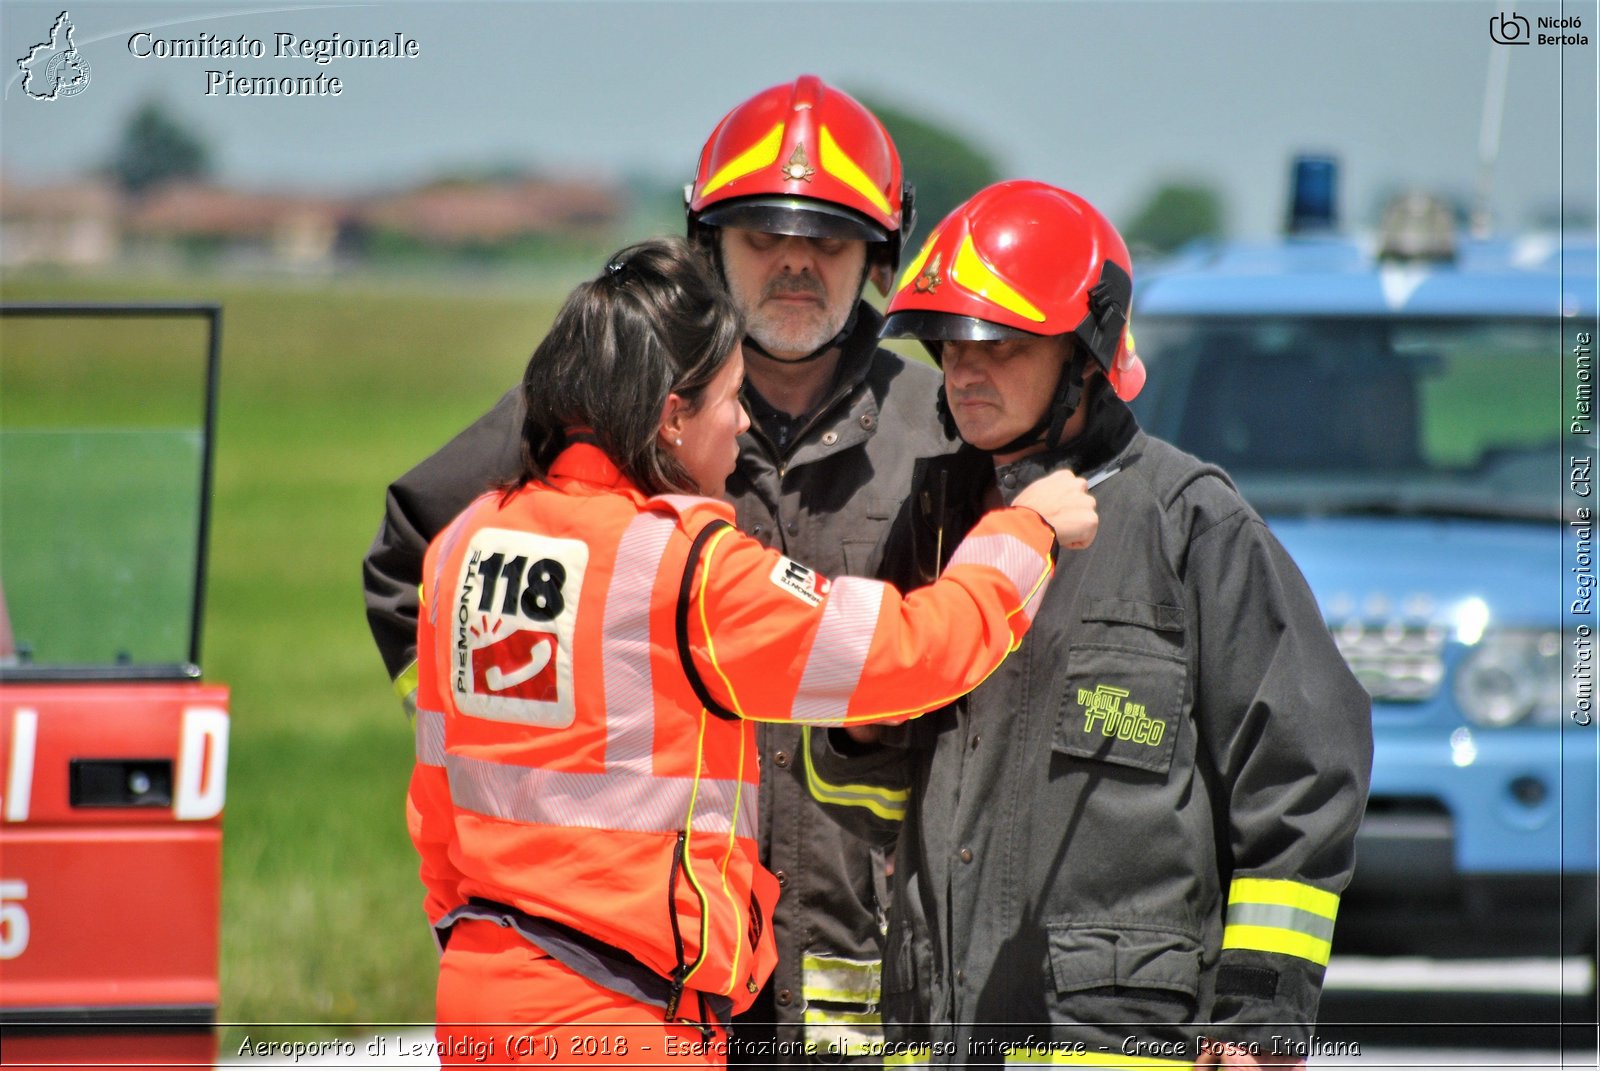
[407,443,1054,1013]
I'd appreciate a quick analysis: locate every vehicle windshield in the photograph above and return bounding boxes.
[1130,317,1562,520]
[0,307,217,675]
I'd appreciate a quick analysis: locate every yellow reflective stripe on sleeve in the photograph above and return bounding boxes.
[394,660,420,715]
[699,122,786,199]
[1222,877,1340,966]
[1221,922,1332,966]
[1004,1046,1192,1067]
[952,235,1047,323]
[801,952,881,1005]
[818,125,893,217]
[801,726,909,822]
[1228,877,1340,919]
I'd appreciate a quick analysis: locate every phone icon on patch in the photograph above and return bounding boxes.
[473,629,559,702]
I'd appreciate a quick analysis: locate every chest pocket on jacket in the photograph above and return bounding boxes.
[1052,598,1186,776]
[840,496,900,577]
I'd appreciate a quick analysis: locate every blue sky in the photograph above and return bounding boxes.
[1,0,1595,238]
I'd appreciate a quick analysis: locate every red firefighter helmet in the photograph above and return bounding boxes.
[687,75,914,285]
[882,180,1145,401]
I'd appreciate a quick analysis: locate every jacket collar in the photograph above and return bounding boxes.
[546,442,644,501]
[993,381,1140,506]
[831,301,887,396]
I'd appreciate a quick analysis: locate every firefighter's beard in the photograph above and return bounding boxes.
[742,276,852,360]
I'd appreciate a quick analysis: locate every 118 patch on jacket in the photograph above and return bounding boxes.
[451,527,587,727]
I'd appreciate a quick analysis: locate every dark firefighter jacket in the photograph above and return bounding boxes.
[807,384,1373,1065]
[363,302,956,1057]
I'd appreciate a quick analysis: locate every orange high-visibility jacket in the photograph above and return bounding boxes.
[407,443,1054,1013]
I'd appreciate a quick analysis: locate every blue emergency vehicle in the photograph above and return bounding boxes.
[1131,189,1597,964]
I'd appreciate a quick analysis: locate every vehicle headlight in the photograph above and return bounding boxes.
[1453,628,1564,727]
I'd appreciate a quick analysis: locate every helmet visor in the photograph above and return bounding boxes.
[881,310,1046,366]
[880,310,1042,343]
[698,196,888,243]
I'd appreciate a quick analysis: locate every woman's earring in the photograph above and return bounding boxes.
[675,437,683,447]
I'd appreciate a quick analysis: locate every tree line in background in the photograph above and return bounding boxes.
[83,94,1600,274]
[97,98,1229,265]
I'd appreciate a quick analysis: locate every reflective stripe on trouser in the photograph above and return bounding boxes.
[436,918,726,1068]
[1221,877,1339,966]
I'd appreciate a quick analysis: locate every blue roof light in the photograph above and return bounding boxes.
[1287,154,1340,234]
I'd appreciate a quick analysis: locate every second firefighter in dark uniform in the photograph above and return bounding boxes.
[808,181,1373,1069]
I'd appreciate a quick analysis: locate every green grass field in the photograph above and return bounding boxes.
[2,266,578,1048]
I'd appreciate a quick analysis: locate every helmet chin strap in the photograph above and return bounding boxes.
[954,347,1090,457]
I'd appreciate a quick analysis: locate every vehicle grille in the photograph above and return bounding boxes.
[1330,619,1446,702]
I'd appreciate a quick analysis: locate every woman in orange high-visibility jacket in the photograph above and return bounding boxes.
[406,238,1098,1067]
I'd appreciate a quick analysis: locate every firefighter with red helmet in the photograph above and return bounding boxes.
[365,77,955,1061]
[807,181,1373,1067]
